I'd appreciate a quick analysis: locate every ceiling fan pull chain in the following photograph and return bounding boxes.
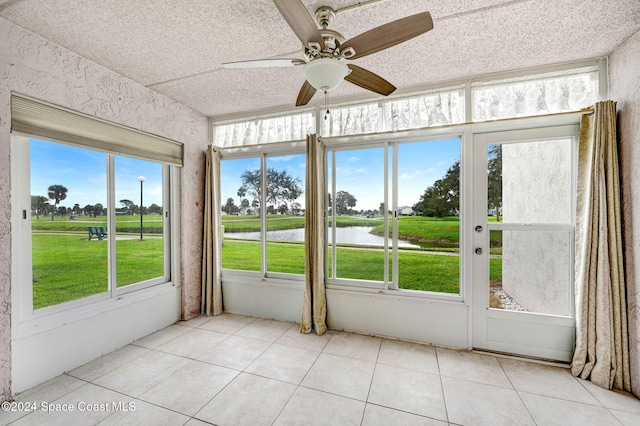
[324,90,331,120]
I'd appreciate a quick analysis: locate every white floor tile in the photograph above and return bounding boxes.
[67,344,149,382]
[1,375,87,426]
[520,391,622,426]
[323,332,381,362]
[198,313,255,334]
[139,360,239,416]
[199,335,271,370]
[276,327,333,352]
[235,318,293,342]
[93,350,189,397]
[195,373,296,426]
[442,376,535,426]
[301,353,375,401]
[368,364,447,421]
[132,324,191,349]
[274,387,365,426]
[578,378,640,414]
[499,357,599,405]
[179,314,214,328]
[377,339,439,374]
[11,316,639,426]
[362,404,448,426]
[245,343,320,384]
[9,383,132,426]
[437,347,512,388]
[99,399,190,426]
[155,327,229,360]
[611,408,640,425]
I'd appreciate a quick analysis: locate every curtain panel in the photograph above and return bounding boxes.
[300,134,327,335]
[571,101,631,391]
[202,145,223,316]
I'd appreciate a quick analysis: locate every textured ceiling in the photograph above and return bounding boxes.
[1,0,639,119]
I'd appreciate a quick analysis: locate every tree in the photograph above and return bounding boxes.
[147,203,163,215]
[237,167,303,214]
[47,184,68,221]
[240,198,250,215]
[413,161,460,217]
[94,203,104,216]
[487,145,502,221]
[224,197,238,215]
[291,202,302,216]
[278,204,288,215]
[73,203,80,215]
[83,204,94,216]
[334,190,357,215]
[119,199,135,215]
[31,195,49,220]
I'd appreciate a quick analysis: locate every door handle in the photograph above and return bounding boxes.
[475,247,483,255]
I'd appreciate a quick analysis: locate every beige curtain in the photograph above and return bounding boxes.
[201,145,223,316]
[300,134,327,335]
[571,101,630,391]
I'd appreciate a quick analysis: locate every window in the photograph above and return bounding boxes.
[472,66,599,121]
[220,152,306,277]
[25,137,171,311]
[326,138,462,295]
[220,157,262,272]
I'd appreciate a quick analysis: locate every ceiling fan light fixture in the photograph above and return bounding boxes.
[303,58,350,92]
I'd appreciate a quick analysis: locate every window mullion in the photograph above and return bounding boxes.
[331,151,337,280]
[260,154,267,276]
[106,154,117,296]
[383,142,389,288]
[391,143,399,289]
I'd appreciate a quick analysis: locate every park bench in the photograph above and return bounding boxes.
[87,226,107,240]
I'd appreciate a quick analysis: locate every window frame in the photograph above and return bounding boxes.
[12,132,178,326]
[219,144,307,282]
[324,135,465,301]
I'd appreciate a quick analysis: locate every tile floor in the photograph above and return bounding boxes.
[2,313,639,425]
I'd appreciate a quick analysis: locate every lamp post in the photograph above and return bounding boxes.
[138,176,145,241]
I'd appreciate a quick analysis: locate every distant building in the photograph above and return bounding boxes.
[398,206,414,216]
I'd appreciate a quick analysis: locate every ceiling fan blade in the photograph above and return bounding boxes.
[221,58,305,69]
[345,64,396,96]
[273,0,325,50]
[296,80,317,106]
[341,11,433,60]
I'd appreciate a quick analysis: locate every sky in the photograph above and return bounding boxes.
[221,138,461,212]
[30,138,163,209]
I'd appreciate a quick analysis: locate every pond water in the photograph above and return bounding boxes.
[225,226,420,248]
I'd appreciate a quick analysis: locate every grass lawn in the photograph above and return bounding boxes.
[221,240,503,294]
[32,215,504,308]
[31,215,163,234]
[32,234,164,309]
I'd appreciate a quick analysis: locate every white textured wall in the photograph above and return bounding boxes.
[610,29,640,399]
[0,17,208,401]
[502,141,573,315]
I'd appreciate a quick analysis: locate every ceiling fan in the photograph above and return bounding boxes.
[221,0,434,106]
